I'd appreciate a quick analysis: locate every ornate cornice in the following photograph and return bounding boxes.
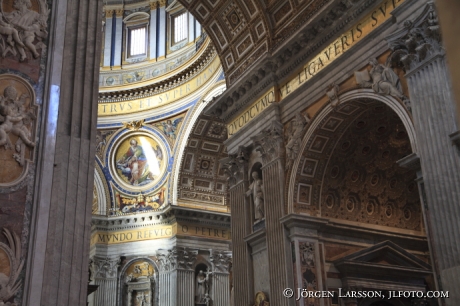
[98,40,216,103]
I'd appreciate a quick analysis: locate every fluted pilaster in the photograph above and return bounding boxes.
[92,257,120,306]
[177,269,194,306]
[211,272,230,306]
[221,148,252,305]
[387,3,460,304]
[252,121,290,306]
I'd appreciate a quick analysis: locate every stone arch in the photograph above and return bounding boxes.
[173,84,229,210]
[288,89,421,231]
[118,257,160,306]
[171,81,226,204]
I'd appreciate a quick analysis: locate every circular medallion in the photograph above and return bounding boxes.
[110,131,168,191]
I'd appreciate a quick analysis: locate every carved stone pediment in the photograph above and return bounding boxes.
[334,241,431,291]
[386,2,442,73]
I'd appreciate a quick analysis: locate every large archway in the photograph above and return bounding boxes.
[288,90,421,233]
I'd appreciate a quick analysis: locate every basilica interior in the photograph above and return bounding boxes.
[0,0,459,306]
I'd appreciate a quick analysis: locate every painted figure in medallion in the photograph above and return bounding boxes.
[116,138,163,186]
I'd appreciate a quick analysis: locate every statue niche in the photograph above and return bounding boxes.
[246,164,264,223]
[195,264,212,306]
[124,261,155,306]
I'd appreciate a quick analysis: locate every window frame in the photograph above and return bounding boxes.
[123,12,150,63]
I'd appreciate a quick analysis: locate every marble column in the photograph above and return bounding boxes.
[221,148,253,305]
[104,10,114,67]
[113,9,124,67]
[92,257,120,306]
[251,121,290,306]
[149,2,158,60]
[23,0,103,304]
[387,3,460,304]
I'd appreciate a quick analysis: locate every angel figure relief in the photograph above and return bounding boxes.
[0,0,49,61]
[0,85,36,167]
[355,58,410,111]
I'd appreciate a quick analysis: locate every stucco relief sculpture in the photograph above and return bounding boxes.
[0,75,36,185]
[195,269,212,305]
[0,229,24,305]
[246,171,265,222]
[355,58,410,111]
[286,113,309,171]
[0,0,49,61]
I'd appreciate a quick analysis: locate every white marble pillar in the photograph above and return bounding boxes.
[149,2,157,60]
[221,149,253,305]
[103,10,114,67]
[93,257,120,306]
[113,9,123,67]
[157,2,166,58]
[387,3,460,305]
[251,121,290,306]
[23,0,103,304]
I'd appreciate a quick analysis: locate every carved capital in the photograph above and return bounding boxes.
[149,2,158,10]
[158,0,166,7]
[251,121,285,165]
[93,256,120,279]
[176,247,198,270]
[386,2,443,73]
[156,247,177,272]
[220,146,249,187]
[115,9,124,18]
[157,247,198,271]
[105,9,114,18]
[210,250,232,272]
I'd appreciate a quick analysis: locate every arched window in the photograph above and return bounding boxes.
[173,12,188,44]
[124,12,150,61]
